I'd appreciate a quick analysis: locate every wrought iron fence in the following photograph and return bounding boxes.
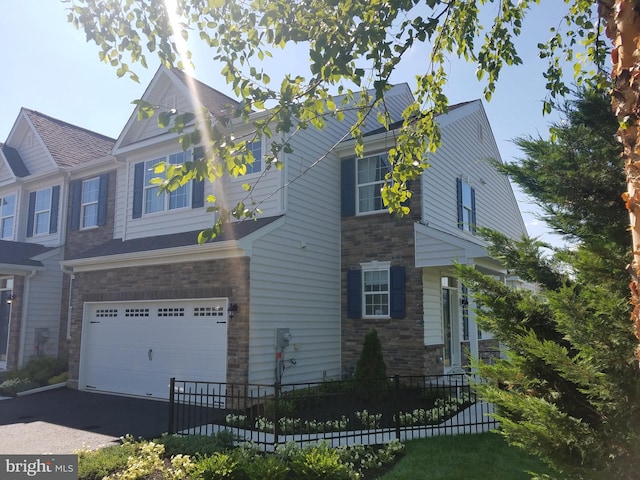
[168,374,498,450]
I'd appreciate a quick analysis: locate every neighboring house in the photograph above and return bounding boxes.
[4,67,526,400]
[0,109,115,371]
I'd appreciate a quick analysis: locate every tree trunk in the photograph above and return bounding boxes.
[603,0,640,357]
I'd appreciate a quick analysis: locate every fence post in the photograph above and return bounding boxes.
[393,375,401,440]
[168,377,175,435]
[273,382,280,447]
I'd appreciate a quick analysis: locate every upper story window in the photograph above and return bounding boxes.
[132,150,205,220]
[245,140,263,175]
[70,174,109,231]
[357,153,391,214]
[456,178,476,233]
[27,186,59,237]
[143,152,192,215]
[0,193,16,239]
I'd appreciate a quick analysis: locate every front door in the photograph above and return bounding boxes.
[442,276,461,370]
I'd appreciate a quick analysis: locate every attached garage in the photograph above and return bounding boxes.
[79,298,228,399]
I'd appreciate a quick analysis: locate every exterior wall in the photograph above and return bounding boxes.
[341,180,425,377]
[67,257,250,389]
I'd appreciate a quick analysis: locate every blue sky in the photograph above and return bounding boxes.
[0,0,594,245]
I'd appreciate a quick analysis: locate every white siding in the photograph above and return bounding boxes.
[20,249,64,365]
[9,120,57,176]
[247,125,343,385]
[422,102,526,241]
[422,268,443,346]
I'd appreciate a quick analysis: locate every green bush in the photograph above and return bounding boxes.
[354,329,388,397]
[5,356,67,385]
[241,455,289,480]
[193,451,243,480]
[48,372,68,385]
[157,432,235,457]
[289,443,350,480]
[77,442,137,480]
[0,378,40,396]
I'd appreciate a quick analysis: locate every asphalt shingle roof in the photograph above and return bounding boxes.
[23,109,115,168]
[69,216,282,260]
[0,240,52,267]
[1,144,30,177]
[170,68,240,118]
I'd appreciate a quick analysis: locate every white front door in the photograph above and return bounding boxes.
[79,298,228,399]
[442,276,461,370]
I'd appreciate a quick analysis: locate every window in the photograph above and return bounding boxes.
[245,140,262,175]
[0,194,16,239]
[132,151,204,219]
[363,267,390,317]
[357,153,391,214]
[34,187,52,235]
[347,263,405,319]
[456,178,476,232]
[27,186,59,237]
[143,152,192,215]
[81,177,100,228]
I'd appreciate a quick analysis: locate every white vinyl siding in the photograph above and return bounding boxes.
[423,268,443,345]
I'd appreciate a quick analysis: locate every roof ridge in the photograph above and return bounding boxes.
[22,108,116,142]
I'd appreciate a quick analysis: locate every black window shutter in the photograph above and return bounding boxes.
[341,158,356,217]
[470,186,477,233]
[49,186,60,234]
[456,177,463,230]
[97,173,109,226]
[69,180,82,231]
[347,269,362,318]
[191,147,205,209]
[26,191,36,237]
[132,162,144,219]
[390,265,406,318]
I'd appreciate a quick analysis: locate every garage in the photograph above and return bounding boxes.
[79,298,228,399]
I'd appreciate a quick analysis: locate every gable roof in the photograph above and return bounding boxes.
[68,216,282,260]
[0,144,30,177]
[22,109,115,168]
[0,240,52,267]
[170,68,240,119]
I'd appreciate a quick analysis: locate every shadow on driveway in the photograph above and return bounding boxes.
[0,388,169,454]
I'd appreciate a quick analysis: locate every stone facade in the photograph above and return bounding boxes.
[341,180,426,376]
[67,256,251,389]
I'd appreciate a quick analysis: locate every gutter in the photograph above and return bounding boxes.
[17,269,37,368]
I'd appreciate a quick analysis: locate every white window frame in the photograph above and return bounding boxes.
[356,153,391,215]
[143,151,192,215]
[0,193,16,240]
[33,187,52,236]
[361,261,391,318]
[81,177,100,229]
[245,139,263,175]
[460,180,474,232]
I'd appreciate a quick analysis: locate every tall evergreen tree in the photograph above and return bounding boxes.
[456,88,640,479]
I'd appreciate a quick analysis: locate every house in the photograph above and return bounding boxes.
[2,67,527,399]
[0,109,115,371]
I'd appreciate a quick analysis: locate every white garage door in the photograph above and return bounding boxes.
[79,298,228,399]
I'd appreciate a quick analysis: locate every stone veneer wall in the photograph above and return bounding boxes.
[67,256,250,389]
[60,170,118,363]
[341,180,426,377]
[6,276,25,370]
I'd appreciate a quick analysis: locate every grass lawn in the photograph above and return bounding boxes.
[380,432,558,480]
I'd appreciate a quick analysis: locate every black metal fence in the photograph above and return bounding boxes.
[168,374,498,450]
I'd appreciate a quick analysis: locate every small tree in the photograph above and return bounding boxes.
[353,329,388,398]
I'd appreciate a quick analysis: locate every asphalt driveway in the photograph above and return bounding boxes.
[0,387,169,454]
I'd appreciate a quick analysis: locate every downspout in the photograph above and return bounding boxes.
[61,265,74,340]
[17,269,37,368]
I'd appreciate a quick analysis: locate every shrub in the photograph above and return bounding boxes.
[192,452,243,480]
[4,356,67,385]
[241,455,289,480]
[157,432,235,457]
[48,372,68,385]
[354,329,388,398]
[77,442,137,480]
[0,378,40,396]
[289,443,350,480]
